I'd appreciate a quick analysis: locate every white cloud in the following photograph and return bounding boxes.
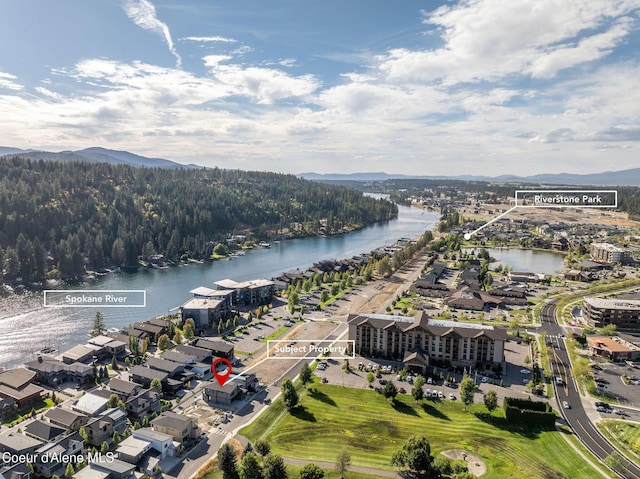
[203,55,320,104]
[122,0,182,68]
[181,35,237,43]
[377,0,639,85]
[0,72,23,91]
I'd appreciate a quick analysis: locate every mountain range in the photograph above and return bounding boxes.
[298,170,640,186]
[1,146,637,185]
[0,146,197,169]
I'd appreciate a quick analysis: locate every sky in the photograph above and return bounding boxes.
[0,0,639,176]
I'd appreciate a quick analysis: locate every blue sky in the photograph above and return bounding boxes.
[0,0,638,176]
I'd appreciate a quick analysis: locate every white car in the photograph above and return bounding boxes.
[425,389,431,398]
[520,369,531,374]
[449,393,456,400]
[562,401,570,409]
[481,376,490,383]
[438,391,444,399]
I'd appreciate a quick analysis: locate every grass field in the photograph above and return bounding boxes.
[598,420,640,462]
[203,465,387,479]
[241,380,607,479]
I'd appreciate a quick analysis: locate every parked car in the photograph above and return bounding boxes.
[449,393,456,400]
[398,387,406,394]
[425,389,431,398]
[520,369,531,374]
[321,377,328,383]
[438,391,444,399]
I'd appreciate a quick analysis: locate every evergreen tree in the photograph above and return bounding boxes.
[217,442,239,479]
[239,452,263,479]
[90,312,106,337]
[459,377,476,411]
[281,378,298,411]
[299,363,312,388]
[263,454,287,479]
[299,464,324,479]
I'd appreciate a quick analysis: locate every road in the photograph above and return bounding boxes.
[541,300,640,479]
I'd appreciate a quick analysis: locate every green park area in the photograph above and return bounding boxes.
[240,380,609,479]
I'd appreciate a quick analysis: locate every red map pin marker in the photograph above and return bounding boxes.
[212,358,232,386]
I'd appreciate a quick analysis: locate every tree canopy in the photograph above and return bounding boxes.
[0,157,397,282]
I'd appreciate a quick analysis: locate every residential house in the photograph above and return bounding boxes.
[0,432,43,455]
[132,427,174,458]
[83,458,135,479]
[72,393,109,417]
[25,358,94,387]
[24,420,66,443]
[108,378,141,399]
[194,339,234,360]
[0,368,45,408]
[150,411,199,446]
[88,335,127,359]
[125,388,161,419]
[115,435,152,464]
[174,345,211,362]
[61,344,101,365]
[33,433,83,478]
[202,381,242,406]
[0,397,16,422]
[83,408,127,447]
[129,365,183,394]
[132,322,166,340]
[0,463,31,479]
[44,407,88,432]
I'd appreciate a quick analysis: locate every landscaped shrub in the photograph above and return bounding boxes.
[503,397,556,428]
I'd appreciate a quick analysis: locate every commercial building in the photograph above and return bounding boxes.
[587,336,640,362]
[582,297,640,330]
[347,311,507,371]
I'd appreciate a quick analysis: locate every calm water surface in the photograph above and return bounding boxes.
[0,205,439,368]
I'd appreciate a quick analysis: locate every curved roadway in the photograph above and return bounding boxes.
[541,300,640,479]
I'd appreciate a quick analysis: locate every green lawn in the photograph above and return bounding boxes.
[260,325,290,343]
[598,420,640,461]
[203,464,385,479]
[241,380,606,479]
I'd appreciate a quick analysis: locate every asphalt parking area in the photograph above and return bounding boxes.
[595,364,640,408]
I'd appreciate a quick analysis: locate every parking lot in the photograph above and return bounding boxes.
[593,362,640,408]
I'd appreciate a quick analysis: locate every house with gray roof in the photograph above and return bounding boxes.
[0,369,44,408]
[44,407,88,431]
[0,432,43,455]
[150,411,199,446]
[24,420,65,442]
[108,378,141,399]
[72,392,109,416]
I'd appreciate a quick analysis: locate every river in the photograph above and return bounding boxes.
[0,204,440,369]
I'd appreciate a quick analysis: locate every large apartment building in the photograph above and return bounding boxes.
[590,242,632,264]
[347,311,507,371]
[582,297,640,330]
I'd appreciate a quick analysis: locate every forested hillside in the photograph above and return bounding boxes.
[0,157,397,281]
